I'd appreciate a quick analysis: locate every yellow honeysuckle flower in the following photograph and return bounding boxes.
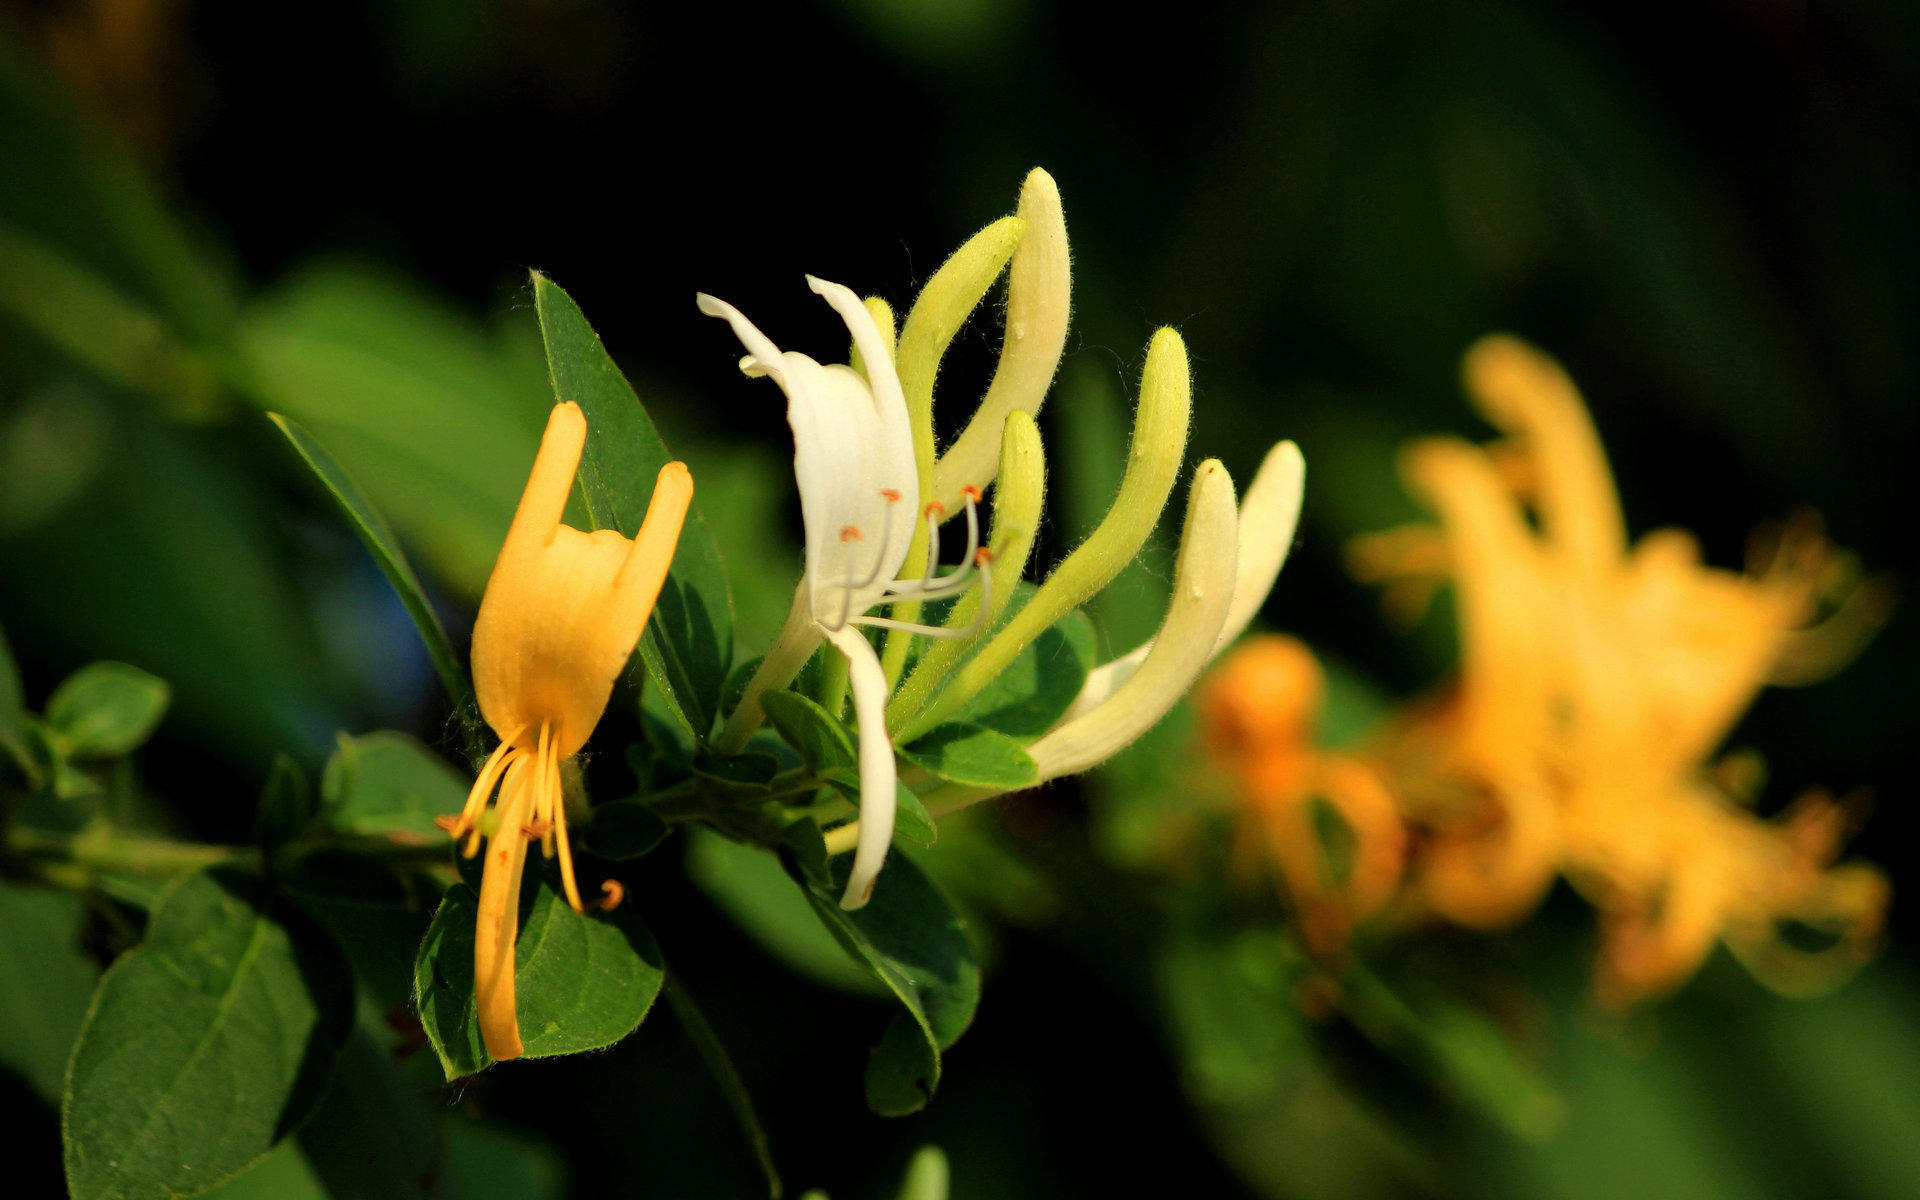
[1196,634,1405,957]
[443,400,692,1060]
[1354,334,1889,1003]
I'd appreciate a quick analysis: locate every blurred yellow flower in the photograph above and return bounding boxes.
[443,400,692,1059]
[1352,334,1889,1004]
[1196,635,1405,957]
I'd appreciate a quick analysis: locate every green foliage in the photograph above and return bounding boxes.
[790,851,980,1116]
[43,661,169,759]
[319,731,469,844]
[533,273,735,742]
[949,609,1094,738]
[0,883,98,1101]
[268,414,471,710]
[582,797,671,860]
[0,620,30,772]
[898,722,1037,791]
[413,877,665,1079]
[62,869,355,1200]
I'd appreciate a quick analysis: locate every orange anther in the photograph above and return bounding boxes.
[924,502,946,518]
[975,547,994,565]
[522,818,553,839]
[434,815,463,835]
[597,879,626,911]
[880,488,902,502]
[961,485,982,501]
[841,525,862,542]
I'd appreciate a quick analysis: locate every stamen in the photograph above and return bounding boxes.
[550,744,586,913]
[887,488,983,599]
[841,525,862,542]
[597,879,626,911]
[854,552,994,638]
[523,819,553,840]
[880,489,902,502]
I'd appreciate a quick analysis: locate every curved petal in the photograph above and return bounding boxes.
[825,624,899,909]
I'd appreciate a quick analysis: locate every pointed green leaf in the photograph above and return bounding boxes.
[789,853,979,1116]
[899,722,1037,791]
[252,753,312,850]
[62,869,355,1200]
[45,661,169,758]
[413,877,664,1079]
[269,414,471,711]
[762,689,856,773]
[532,272,734,741]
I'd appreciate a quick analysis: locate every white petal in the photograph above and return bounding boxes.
[1211,439,1305,657]
[825,624,899,909]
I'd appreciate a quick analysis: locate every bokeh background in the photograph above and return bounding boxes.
[2,1,1915,1197]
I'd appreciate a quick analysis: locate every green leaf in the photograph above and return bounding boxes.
[761,690,856,773]
[0,619,31,773]
[63,868,355,1200]
[44,661,169,758]
[898,722,1038,791]
[268,414,472,711]
[253,753,312,850]
[820,769,937,847]
[789,853,980,1116]
[198,1142,328,1200]
[950,610,1094,738]
[662,974,782,1199]
[321,731,469,844]
[582,799,671,861]
[0,884,98,1102]
[413,877,664,1079]
[533,272,734,741]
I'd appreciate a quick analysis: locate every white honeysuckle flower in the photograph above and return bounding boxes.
[697,276,995,909]
[1063,439,1306,722]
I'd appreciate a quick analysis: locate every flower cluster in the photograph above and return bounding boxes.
[1205,334,1889,1005]
[701,170,1306,908]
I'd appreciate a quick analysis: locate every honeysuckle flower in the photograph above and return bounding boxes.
[443,401,692,1060]
[1195,635,1405,956]
[1353,334,1889,1002]
[701,170,1303,905]
[698,277,997,909]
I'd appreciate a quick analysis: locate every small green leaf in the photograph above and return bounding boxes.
[789,853,980,1116]
[533,272,734,742]
[820,769,937,847]
[253,753,311,850]
[269,414,472,712]
[413,876,665,1079]
[899,722,1038,791]
[662,974,783,1199]
[320,731,468,844]
[62,869,355,1200]
[44,661,169,758]
[762,690,856,773]
[0,619,32,773]
[951,610,1094,738]
[583,799,671,860]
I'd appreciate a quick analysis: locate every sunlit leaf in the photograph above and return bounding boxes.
[413,877,664,1079]
[44,661,169,758]
[533,273,735,742]
[269,414,471,710]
